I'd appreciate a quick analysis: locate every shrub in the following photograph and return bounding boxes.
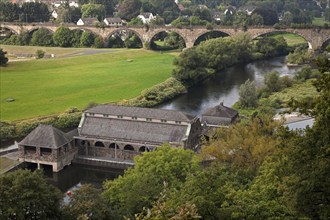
[35,50,45,59]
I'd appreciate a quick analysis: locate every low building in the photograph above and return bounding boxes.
[77,18,99,26]
[75,104,202,161]
[201,102,239,128]
[18,124,77,172]
[103,17,123,26]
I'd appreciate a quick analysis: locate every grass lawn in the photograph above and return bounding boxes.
[312,17,330,26]
[0,49,176,121]
[270,33,307,46]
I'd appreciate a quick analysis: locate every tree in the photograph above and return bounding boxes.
[20,2,50,22]
[103,145,200,219]
[30,28,53,46]
[62,184,110,220]
[127,17,143,26]
[0,2,19,22]
[239,79,258,108]
[0,48,9,66]
[117,0,141,21]
[0,169,62,219]
[80,31,96,47]
[202,115,281,171]
[53,26,73,47]
[281,11,293,26]
[252,7,278,25]
[249,13,264,26]
[81,4,105,21]
[264,71,282,92]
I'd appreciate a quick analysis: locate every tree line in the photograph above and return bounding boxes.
[0,27,142,49]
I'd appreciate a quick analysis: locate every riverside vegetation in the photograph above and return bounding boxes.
[0,33,310,142]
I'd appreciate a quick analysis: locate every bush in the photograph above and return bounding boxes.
[35,50,45,59]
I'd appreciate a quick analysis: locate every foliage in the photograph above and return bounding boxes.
[287,46,312,65]
[53,26,73,47]
[252,7,278,25]
[20,2,50,22]
[264,71,282,92]
[0,2,19,22]
[80,31,96,47]
[202,115,281,172]
[0,48,8,66]
[0,169,62,219]
[30,28,53,46]
[239,79,258,108]
[117,0,141,21]
[62,184,110,220]
[103,145,200,219]
[127,17,143,26]
[255,36,288,57]
[35,49,45,59]
[81,4,105,21]
[294,66,318,82]
[125,77,186,107]
[124,34,142,48]
[173,33,254,86]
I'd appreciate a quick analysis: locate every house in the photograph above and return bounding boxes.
[224,5,236,15]
[103,17,123,26]
[18,124,78,172]
[238,5,257,15]
[137,12,155,24]
[212,11,222,21]
[75,104,202,161]
[77,17,99,26]
[69,0,79,7]
[201,102,239,128]
[51,10,58,19]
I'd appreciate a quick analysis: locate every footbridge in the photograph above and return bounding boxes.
[1,22,329,50]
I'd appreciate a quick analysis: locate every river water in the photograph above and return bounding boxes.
[157,56,300,115]
[5,56,303,192]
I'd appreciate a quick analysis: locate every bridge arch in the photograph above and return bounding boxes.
[321,37,330,50]
[150,29,188,48]
[194,30,230,46]
[28,27,54,34]
[251,29,310,49]
[106,28,143,47]
[149,30,186,50]
[0,26,19,35]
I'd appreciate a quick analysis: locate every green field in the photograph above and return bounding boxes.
[312,17,330,26]
[271,33,307,46]
[0,49,175,121]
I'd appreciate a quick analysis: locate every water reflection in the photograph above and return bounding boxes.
[158,56,301,115]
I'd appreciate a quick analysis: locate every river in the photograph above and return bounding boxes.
[157,56,300,115]
[3,55,303,192]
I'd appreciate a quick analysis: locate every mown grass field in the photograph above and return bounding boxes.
[270,33,307,46]
[312,17,330,26]
[0,49,175,121]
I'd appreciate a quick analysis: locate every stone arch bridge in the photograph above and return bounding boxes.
[1,23,330,50]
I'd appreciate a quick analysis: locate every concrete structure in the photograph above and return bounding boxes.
[1,23,329,50]
[18,125,78,172]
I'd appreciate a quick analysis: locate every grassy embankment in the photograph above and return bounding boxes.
[312,17,330,26]
[0,48,176,121]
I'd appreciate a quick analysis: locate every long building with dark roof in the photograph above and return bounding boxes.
[75,104,202,161]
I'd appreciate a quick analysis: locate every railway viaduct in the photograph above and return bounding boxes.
[1,23,329,50]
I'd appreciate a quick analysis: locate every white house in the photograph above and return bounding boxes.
[103,17,123,26]
[51,10,58,19]
[137,12,155,24]
[77,18,99,26]
[69,1,79,7]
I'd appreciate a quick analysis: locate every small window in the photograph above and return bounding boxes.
[89,113,95,116]
[175,121,181,124]
[117,115,123,119]
[146,118,152,121]
[103,114,109,117]
[132,116,137,120]
[161,119,167,123]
